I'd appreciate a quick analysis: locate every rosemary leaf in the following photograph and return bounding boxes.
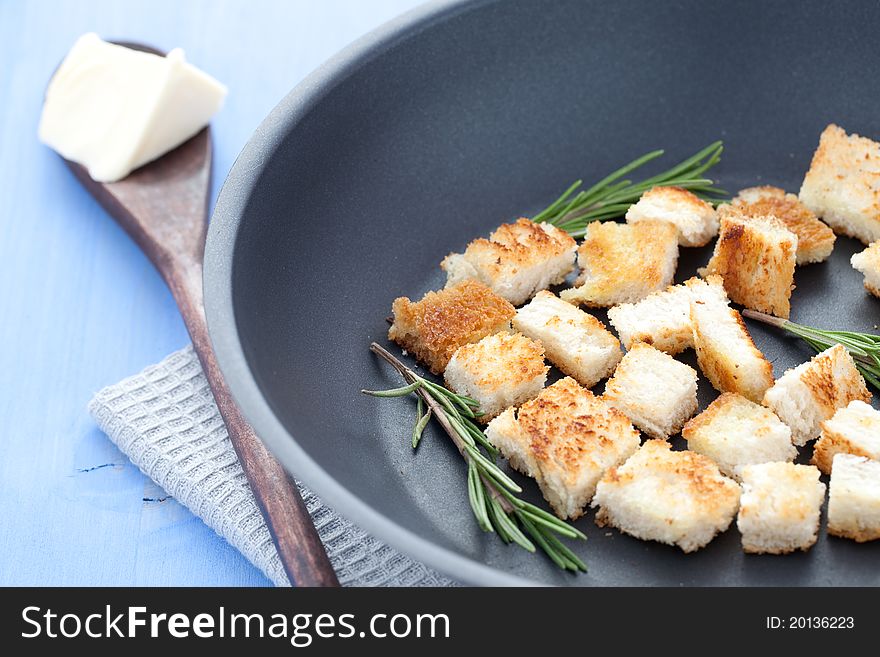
[365,342,587,572]
[534,141,725,235]
[518,514,577,572]
[411,398,431,449]
[361,381,422,397]
[539,527,589,572]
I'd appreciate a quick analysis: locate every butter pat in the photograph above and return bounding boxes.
[38,33,227,182]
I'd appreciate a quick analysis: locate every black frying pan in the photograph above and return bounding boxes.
[205,0,880,585]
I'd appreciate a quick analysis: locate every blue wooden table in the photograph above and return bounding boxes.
[0,0,423,586]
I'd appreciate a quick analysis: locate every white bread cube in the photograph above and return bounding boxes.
[799,124,880,246]
[602,343,698,439]
[389,279,515,374]
[592,439,741,553]
[513,291,621,388]
[485,377,640,519]
[625,186,719,247]
[701,207,798,318]
[851,241,880,298]
[607,276,700,355]
[732,186,836,265]
[441,218,577,305]
[683,393,796,480]
[812,400,880,474]
[444,332,547,422]
[763,344,872,446]
[827,453,880,542]
[736,462,825,554]
[560,220,679,307]
[688,275,774,403]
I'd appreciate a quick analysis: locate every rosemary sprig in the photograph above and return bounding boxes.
[364,342,587,572]
[743,309,880,392]
[532,141,727,237]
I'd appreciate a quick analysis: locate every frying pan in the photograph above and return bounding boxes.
[204,0,880,585]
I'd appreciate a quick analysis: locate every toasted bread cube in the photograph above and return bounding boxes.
[812,400,880,474]
[763,345,873,446]
[736,462,825,554]
[827,454,880,542]
[733,186,836,265]
[683,393,796,480]
[688,275,774,403]
[592,440,741,552]
[441,218,577,306]
[602,343,698,439]
[625,186,718,247]
[445,332,547,422]
[607,276,703,355]
[513,291,621,388]
[799,124,880,246]
[701,207,798,318]
[851,241,880,298]
[388,279,515,374]
[485,377,640,519]
[560,220,679,307]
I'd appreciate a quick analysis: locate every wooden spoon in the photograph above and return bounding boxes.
[55,43,339,587]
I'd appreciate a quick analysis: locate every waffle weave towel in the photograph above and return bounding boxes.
[88,345,455,587]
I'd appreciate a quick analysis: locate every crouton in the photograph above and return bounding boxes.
[592,439,741,553]
[625,186,718,247]
[683,393,796,480]
[560,220,679,307]
[444,332,547,422]
[763,345,873,446]
[607,276,701,355]
[799,124,880,246]
[732,186,836,265]
[812,400,880,474]
[827,453,880,542]
[513,291,621,388]
[688,275,774,403]
[485,377,640,519]
[388,279,515,374]
[736,462,825,554]
[441,218,577,305]
[701,207,798,318]
[851,241,880,298]
[602,343,698,439]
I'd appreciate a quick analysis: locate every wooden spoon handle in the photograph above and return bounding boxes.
[166,259,340,587]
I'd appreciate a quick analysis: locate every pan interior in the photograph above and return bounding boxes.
[221,0,880,585]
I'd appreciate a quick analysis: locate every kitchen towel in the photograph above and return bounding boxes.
[88,345,456,587]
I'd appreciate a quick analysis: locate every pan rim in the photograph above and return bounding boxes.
[204,0,538,587]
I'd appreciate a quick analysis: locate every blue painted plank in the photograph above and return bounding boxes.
[0,0,424,586]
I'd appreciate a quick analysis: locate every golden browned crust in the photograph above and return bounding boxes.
[444,332,547,394]
[596,440,741,524]
[442,218,576,281]
[702,208,797,318]
[563,220,678,306]
[690,302,774,402]
[642,185,714,211]
[827,513,880,542]
[742,544,805,555]
[812,431,874,475]
[732,186,836,264]
[388,279,515,374]
[514,378,639,518]
[828,526,880,543]
[799,124,880,244]
[801,345,872,419]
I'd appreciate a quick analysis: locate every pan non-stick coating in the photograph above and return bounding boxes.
[205,0,880,585]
